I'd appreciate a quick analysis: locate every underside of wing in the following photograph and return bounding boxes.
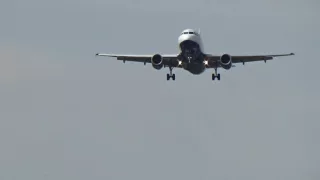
[206,53,295,64]
[95,52,295,71]
[95,53,152,63]
[95,53,180,67]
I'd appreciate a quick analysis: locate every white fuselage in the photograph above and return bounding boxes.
[176,29,206,74]
[178,29,204,53]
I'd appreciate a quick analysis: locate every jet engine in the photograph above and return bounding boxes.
[151,54,163,70]
[220,54,232,70]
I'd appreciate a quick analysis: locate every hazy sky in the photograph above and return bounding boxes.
[1,0,319,179]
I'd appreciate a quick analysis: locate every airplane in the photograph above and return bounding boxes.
[95,29,294,81]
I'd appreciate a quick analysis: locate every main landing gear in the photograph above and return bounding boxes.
[167,67,175,81]
[212,68,220,81]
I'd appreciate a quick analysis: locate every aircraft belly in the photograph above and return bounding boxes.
[183,63,205,75]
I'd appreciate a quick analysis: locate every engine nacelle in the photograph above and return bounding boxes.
[151,54,163,70]
[220,54,232,70]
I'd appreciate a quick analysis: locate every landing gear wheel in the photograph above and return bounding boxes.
[167,67,175,81]
[212,73,220,80]
[212,68,220,81]
[217,73,220,80]
[167,73,176,80]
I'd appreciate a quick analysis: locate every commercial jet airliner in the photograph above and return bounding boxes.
[95,29,294,81]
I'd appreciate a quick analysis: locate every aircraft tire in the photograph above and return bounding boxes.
[212,73,221,81]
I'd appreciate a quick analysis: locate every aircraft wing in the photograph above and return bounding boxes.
[96,53,295,68]
[95,53,179,65]
[206,53,295,65]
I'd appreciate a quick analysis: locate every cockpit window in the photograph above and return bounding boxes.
[182,31,198,35]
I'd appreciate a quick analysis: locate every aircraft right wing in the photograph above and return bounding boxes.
[96,54,152,63]
[95,53,180,66]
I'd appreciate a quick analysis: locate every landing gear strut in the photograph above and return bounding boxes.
[212,68,220,81]
[167,67,175,81]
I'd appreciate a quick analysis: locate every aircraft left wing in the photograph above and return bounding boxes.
[95,53,179,65]
[206,53,295,65]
